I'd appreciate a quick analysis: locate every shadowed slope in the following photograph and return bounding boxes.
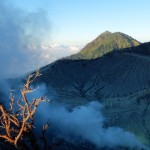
[36,42,150,145]
[39,42,150,99]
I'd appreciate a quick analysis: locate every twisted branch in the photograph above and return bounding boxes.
[0,71,48,148]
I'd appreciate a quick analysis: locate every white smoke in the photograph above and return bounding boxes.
[38,101,146,149]
[26,83,147,149]
[0,0,83,79]
[0,75,148,149]
[0,0,52,78]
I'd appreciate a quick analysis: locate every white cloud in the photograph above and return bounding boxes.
[69,46,81,53]
[37,43,82,64]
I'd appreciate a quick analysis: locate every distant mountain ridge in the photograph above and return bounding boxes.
[68,31,140,59]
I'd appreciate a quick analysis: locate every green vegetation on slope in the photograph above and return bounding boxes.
[69,31,140,59]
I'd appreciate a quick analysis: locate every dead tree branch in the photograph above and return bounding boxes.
[0,71,48,149]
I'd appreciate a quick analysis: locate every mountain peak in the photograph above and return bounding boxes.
[97,31,138,42]
[68,31,141,60]
[101,31,112,35]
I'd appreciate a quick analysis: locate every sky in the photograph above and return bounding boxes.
[10,0,150,45]
[1,0,150,77]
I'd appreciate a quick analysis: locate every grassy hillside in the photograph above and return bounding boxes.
[69,31,140,59]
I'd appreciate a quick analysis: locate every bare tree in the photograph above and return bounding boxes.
[0,71,49,149]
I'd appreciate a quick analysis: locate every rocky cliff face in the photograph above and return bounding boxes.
[37,42,150,145]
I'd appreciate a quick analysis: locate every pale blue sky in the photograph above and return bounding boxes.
[10,0,150,45]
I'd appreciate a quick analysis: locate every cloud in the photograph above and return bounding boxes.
[0,0,51,78]
[39,44,82,62]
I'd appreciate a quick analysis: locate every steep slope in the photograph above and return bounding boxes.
[37,42,150,145]
[69,31,140,59]
[39,42,150,99]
